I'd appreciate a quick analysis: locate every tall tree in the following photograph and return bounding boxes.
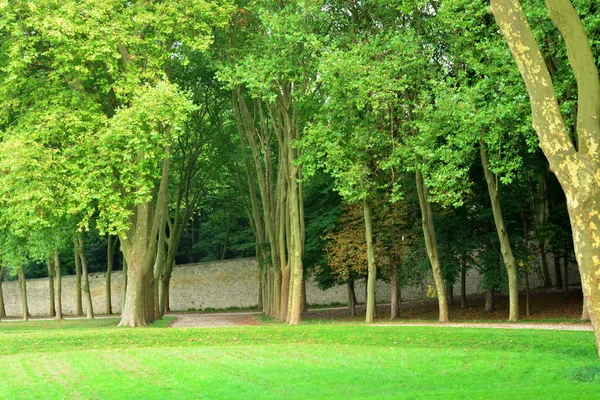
[491,0,600,353]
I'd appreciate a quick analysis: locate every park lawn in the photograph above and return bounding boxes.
[0,320,598,399]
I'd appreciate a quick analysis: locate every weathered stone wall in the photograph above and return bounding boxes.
[0,256,581,317]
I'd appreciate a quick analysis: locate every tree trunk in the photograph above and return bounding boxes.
[47,257,55,317]
[554,251,563,290]
[460,256,467,309]
[120,152,169,327]
[17,266,28,321]
[363,200,377,323]
[391,255,399,320]
[446,285,454,307]
[415,171,449,322]
[525,271,531,317]
[121,253,128,315]
[74,240,83,316]
[484,289,495,313]
[563,253,569,300]
[54,248,62,320]
[106,235,116,315]
[480,141,520,322]
[0,265,5,319]
[301,278,308,313]
[539,241,553,289]
[77,235,94,319]
[491,0,600,356]
[348,280,357,316]
[582,298,590,321]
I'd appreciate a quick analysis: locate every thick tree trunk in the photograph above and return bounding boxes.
[348,280,357,316]
[54,249,62,320]
[77,235,94,319]
[106,235,116,315]
[0,266,5,318]
[491,0,600,356]
[17,267,28,321]
[416,171,449,322]
[121,254,128,315]
[480,141,520,322]
[363,200,377,323]
[47,258,55,317]
[582,298,590,321]
[74,240,83,316]
[460,256,467,309]
[484,289,495,313]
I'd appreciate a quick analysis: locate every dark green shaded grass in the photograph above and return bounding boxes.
[0,320,598,399]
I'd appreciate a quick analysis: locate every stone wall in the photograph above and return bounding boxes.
[0,256,581,317]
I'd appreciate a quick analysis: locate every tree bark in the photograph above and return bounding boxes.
[491,0,600,356]
[77,234,94,319]
[391,254,400,320]
[120,152,169,327]
[563,253,569,300]
[484,289,495,313]
[121,252,128,315]
[54,248,62,320]
[106,235,116,315]
[0,266,5,319]
[460,256,467,309]
[74,240,83,316]
[348,280,357,316]
[480,141,520,322]
[554,250,564,290]
[525,271,531,317]
[415,171,449,322]
[47,257,55,317]
[17,266,28,321]
[582,298,590,321]
[363,200,377,323]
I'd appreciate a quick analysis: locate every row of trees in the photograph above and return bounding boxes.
[0,0,599,355]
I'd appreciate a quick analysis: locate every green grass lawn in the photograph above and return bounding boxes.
[0,319,598,399]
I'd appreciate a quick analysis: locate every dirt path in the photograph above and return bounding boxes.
[167,310,592,331]
[168,312,261,328]
[374,322,593,331]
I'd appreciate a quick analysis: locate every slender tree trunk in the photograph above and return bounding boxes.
[539,241,553,288]
[77,235,94,319]
[416,171,449,322]
[301,279,308,313]
[106,235,116,315]
[348,280,357,316]
[525,271,531,317]
[17,266,28,321]
[0,265,5,319]
[484,289,495,313]
[554,251,563,290]
[54,249,62,320]
[47,257,55,317]
[363,200,377,323]
[446,285,454,306]
[391,256,399,320]
[460,256,467,309]
[74,240,83,316]
[563,253,569,300]
[480,141,520,322]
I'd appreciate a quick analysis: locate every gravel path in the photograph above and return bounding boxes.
[168,312,261,328]
[374,322,593,331]
[166,309,592,331]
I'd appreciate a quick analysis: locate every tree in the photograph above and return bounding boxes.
[491,0,600,353]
